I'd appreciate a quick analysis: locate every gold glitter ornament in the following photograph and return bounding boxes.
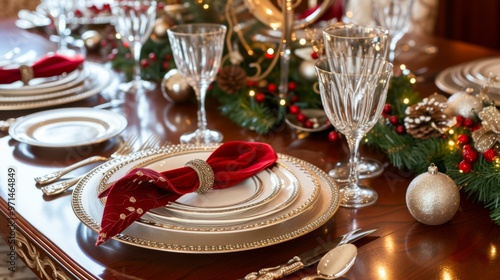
[406,164,460,225]
[161,69,195,103]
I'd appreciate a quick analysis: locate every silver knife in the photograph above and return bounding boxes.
[243,227,378,280]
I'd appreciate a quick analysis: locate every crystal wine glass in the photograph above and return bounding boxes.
[323,23,389,181]
[371,0,414,62]
[167,24,227,144]
[316,57,393,208]
[111,0,157,93]
[42,0,77,55]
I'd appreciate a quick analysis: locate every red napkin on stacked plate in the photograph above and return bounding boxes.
[0,53,85,85]
[96,141,278,245]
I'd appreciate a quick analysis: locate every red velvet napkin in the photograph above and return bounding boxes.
[96,141,278,245]
[0,53,85,84]
[298,1,343,22]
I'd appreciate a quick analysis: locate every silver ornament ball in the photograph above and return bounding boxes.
[445,88,483,119]
[299,60,317,81]
[406,164,460,225]
[161,69,194,103]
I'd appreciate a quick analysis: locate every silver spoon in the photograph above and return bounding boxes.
[302,244,358,280]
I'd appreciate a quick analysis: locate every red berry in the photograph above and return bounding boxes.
[288,81,297,91]
[304,120,314,128]
[389,115,399,125]
[328,131,339,142]
[107,53,116,61]
[484,148,496,162]
[289,105,300,115]
[383,103,392,114]
[74,9,83,17]
[455,115,465,127]
[247,80,254,87]
[463,148,478,163]
[395,125,406,134]
[296,113,306,123]
[311,52,319,59]
[464,118,474,127]
[140,58,149,68]
[457,134,470,145]
[267,83,277,93]
[472,123,482,132]
[148,52,156,61]
[255,93,266,103]
[290,95,299,103]
[164,54,172,61]
[265,51,274,59]
[459,160,472,173]
[162,61,170,70]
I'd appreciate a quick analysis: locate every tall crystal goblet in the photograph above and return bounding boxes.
[167,24,227,145]
[315,57,393,208]
[112,0,157,93]
[323,23,389,181]
[42,0,77,55]
[371,0,414,62]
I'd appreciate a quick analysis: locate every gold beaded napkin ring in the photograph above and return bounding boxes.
[185,159,214,194]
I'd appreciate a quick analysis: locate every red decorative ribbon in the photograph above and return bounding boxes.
[96,141,278,245]
[0,53,85,85]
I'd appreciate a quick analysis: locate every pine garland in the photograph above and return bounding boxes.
[367,75,500,225]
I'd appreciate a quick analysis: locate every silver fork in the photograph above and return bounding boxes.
[35,135,138,185]
[40,134,161,196]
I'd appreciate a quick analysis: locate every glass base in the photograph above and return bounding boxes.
[339,184,378,208]
[328,158,384,181]
[118,79,156,94]
[180,129,223,145]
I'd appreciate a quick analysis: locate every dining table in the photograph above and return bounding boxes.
[1,17,500,280]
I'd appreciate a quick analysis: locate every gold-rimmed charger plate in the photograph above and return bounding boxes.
[72,144,340,253]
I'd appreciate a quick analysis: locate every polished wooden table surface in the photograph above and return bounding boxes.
[1,18,500,279]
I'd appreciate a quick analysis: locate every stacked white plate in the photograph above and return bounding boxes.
[435,57,500,103]
[72,144,341,253]
[0,62,115,110]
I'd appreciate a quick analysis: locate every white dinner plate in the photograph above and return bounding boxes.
[72,144,339,253]
[467,57,500,86]
[143,166,300,225]
[9,107,127,148]
[162,170,284,219]
[435,59,500,103]
[168,171,276,211]
[0,67,84,95]
[0,62,116,110]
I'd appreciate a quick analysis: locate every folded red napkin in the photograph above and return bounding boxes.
[0,53,85,85]
[96,141,278,245]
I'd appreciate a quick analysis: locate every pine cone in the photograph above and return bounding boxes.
[404,97,452,139]
[216,65,247,94]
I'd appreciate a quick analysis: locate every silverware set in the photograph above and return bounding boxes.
[36,134,165,196]
[243,227,377,279]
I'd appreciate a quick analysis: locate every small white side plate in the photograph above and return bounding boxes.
[9,107,127,147]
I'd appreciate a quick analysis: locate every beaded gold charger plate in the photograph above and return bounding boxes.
[72,144,340,253]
